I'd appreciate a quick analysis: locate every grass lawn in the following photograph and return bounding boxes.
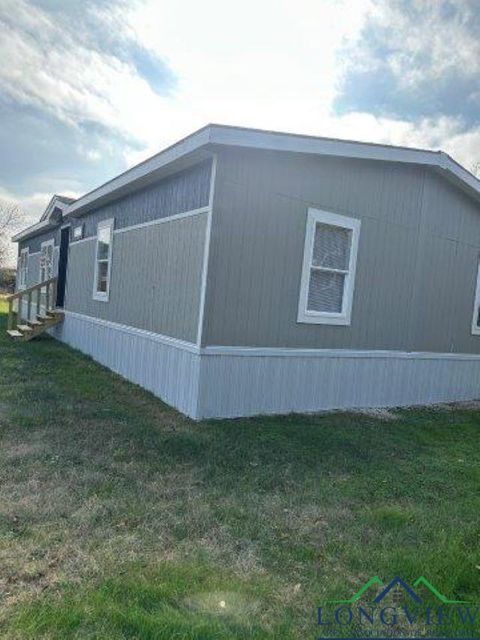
[0,299,479,638]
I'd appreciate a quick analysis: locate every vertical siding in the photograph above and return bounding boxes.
[203,147,425,349]
[197,351,480,419]
[410,172,480,353]
[65,213,208,343]
[76,160,212,238]
[52,314,201,418]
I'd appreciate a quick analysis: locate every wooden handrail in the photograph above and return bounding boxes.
[5,277,57,302]
[6,277,58,332]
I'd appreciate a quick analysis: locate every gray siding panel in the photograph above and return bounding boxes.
[19,229,60,255]
[65,213,208,343]
[75,160,211,239]
[197,350,480,419]
[203,148,425,349]
[52,314,201,418]
[411,172,480,353]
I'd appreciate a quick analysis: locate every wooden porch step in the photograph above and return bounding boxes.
[7,330,23,339]
[27,319,44,327]
[17,324,33,333]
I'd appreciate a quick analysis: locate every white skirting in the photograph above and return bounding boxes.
[197,349,480,418]
[50,312,201,418]
[49,312,480,420]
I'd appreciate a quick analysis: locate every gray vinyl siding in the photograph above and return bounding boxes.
[65,213,208,343]
[16,245,59,291]
[202,147,480,353]
[73,160,212,239]
[203,147,424,349]
[18,229,60,255]
[409,171,480,353]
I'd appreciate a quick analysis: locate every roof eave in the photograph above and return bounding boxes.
[12,219,56,243]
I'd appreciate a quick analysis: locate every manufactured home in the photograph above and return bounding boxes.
[10,124,480,419]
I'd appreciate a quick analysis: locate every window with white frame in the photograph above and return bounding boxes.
[298,208,361,325]
[471,258,480,335]
[39,239,54,282]
[18,247,29,289]
[93,218,114,301]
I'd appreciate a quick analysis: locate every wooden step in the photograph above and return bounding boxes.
[17,324,33,333]
[7,329,24,339]
[37,313,55,322]
[27,319,44,327]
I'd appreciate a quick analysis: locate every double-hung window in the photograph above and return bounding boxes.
[39,239,54,282]
[298,208,361,325]
[93,218,114,301]
[18,248,29,289]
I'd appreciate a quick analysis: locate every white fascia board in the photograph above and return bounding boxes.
[12,219,54,243]
[65,126,212,218]
[207,125,480,201]
[52,124,480,222]
[208,125,442,166]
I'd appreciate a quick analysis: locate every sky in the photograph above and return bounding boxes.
[1,0,480,263]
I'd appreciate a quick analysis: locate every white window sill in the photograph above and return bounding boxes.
[93,292,109,302]
[297,310,351,326]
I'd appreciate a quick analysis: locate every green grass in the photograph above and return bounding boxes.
[0,298,479,638]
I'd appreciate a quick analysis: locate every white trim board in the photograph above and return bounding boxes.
[114,206,210,235]
[69,206,211,247]
[54,311,480,361]
[63,310,200,354]
[196,154,217,346]
[201,345,480,361]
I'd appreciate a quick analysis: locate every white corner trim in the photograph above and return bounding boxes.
[92,218,114,302]
[196,154,217,347]
[62,310,200,354]
[297,208,361,326]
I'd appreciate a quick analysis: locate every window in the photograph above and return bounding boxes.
[298,208,361,325]
[472,259,480,335]
[93,218,114,301]
[18,247,29,289]
[39,239,54,282]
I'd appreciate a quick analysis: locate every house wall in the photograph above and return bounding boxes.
[16,237,60,290]
[202,147,480,354]
[65,211,208,343]
[409,171,480,354]
[71,160,211,239]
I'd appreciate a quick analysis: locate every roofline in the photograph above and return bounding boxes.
[12,218,54,243]
[62,124,480,219]
[13,124,480,240]
[39,194,76,222]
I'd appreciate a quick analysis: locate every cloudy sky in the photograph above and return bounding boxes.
[1,0,480,260]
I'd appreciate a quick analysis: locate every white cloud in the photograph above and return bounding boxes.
[1,0,479,267]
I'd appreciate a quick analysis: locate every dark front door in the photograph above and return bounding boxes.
[56,226,70,308]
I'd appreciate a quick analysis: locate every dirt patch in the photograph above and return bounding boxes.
[352,407,400,421]
[431,399,480,412]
